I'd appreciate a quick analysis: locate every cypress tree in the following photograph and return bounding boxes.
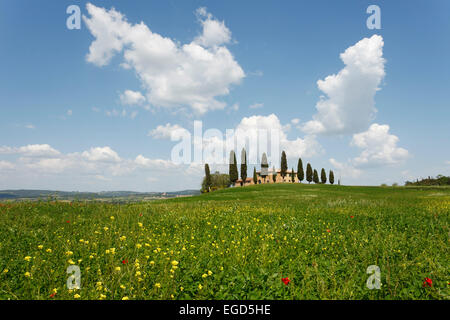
[329,170,335,185]
[240,148,247,184]
[272,166,277,183]
[306,163,313,184]
[321,168,327,184]
[229,151,238,184]
[291,168,295,183]
[297,158,304,183]
[280,151,288,179]
[313,169,319,184]
[204,163,212,191]
[253,167,257,184]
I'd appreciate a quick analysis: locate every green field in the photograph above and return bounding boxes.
[0,184,448,300]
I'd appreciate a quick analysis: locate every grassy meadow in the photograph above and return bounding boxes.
[0,184,448,300]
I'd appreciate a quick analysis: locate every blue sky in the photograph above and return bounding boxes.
[0,0,449,191]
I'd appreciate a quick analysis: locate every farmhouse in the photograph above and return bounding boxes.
[235,169,300,187]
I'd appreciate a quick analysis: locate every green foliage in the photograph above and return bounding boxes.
[313,169,319,184]
[253,167,257,184]
[280,151,287,178]
[204,164,212,192]
[321,168,327,184]
[405,175,450,186]
[240,149,247,182]
[297,158,304,182]
[202,171,231,192]
[229,151,239,184]
[306,163,313,184]
[329,170,335,185]
[1,184,448,300]
[291,168,295,183]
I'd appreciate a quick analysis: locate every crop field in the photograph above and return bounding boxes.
[0,184,448,300]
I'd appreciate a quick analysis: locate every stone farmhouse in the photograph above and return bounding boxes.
[235,169,300,187]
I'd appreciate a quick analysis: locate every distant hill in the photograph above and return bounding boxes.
[0,189,200,201]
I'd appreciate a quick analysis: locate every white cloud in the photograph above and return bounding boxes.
[83,4,244,114]
[25,124,35,129]
[149,123,188,140]
[303,35,385,135]
[0,160,14,170]
[291,118,300,125]
[67,109,73,116]
[0,144,61,158]
[329,158,362,179]
[82,146,121,163]
[120,90,146,106]
[351,123,409,167]
[445,160,450,165]
[249,103,263,109]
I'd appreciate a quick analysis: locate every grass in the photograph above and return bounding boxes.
[0,184,448,300]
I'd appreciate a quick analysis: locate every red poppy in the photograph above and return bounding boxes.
[326,229,331,233]
[49,292,56,298]
[423,277,432,287]
[281,277,290,285]
[122,259,128,264]
[66,220,70,223]
[139,213,143,217]
[350,216,354,218]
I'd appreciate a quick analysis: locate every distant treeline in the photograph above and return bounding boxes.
[405,175,450,186]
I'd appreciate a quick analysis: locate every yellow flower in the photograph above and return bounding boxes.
[74,294,81,299]
[171,260,179,266]
[120,236,126,241]
[202,273,208,278]
[99,294,106,300]
[207,270,212,276]
[110,216,115,220]
[122,296,129,300]
[198,284,203,290]
[24,256,32,262]
[155,283,161,288]
[136,244,142,249]
[24,272,31,278]
[138,222,143,228]
[115,266,121,272]
[103,227,109,231]
[3,269,9,274]
[65,251,73,256]
[149,261,155,266]
[37,245,43,250]
[120,284,126,289]
[135,271,141,276]
[52,288,58,294]
[180,287,184,291]
[46,248,52,253]
[68,259,75,265]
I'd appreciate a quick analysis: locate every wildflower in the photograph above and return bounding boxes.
[122,259,128,264]
[99,294,106,300]
[66,220,70,223]
[120,236,126,241]
[24,272,31,278]
[37,245,43,250]
[326,229,331,233]
[103,227,109,231]
[180,287,184,292]
[24,256,32,262]
[135,271,141,276]
[46,248,52,253]
[110,216,115,220]
[49,292,56,298]
[423,277,432,288]
[350,216,354,218]
[68,259,75,265]
[138,222,143,228]
[208,270,212,276]
[171,260,179,267]
[198,284,203,290]
[65,251,73,256]
[281,277,290,285]
[120,284,126,289]
[149,261,155,266]
[155,283,161,288]
[74,294,81,299]
[115,267,121,272]
[136,244,142,249]
[3,269,9,274]
[122,296,129,300]
[202,273,208,278]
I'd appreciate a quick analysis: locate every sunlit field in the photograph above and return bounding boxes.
[0,184,448,300]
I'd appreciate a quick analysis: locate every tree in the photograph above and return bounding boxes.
[240,148,247,185]
[297,158,304,183]
[306,163,313,184]
[291,168,295,183]
[272,166,277,183]
[204,163,212,191]
[202,171,231,192]
[329,170,334,185]
[229,151,238,185]
[321,168,327,184]
[253,167,257,184]
[313,169,319,184]
[280,151,288,179]
[260,153,269,182]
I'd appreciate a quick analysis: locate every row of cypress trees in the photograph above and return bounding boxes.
[226,149,335,185]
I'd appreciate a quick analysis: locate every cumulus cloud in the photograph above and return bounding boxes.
[303,35,385,135]
[82,146,121,163]
[120,90,146,106]
[0,160,15,170]
[148,123,188,140]
[329,158,362,179]
[83,3,244,114]
[351,123,409,167]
